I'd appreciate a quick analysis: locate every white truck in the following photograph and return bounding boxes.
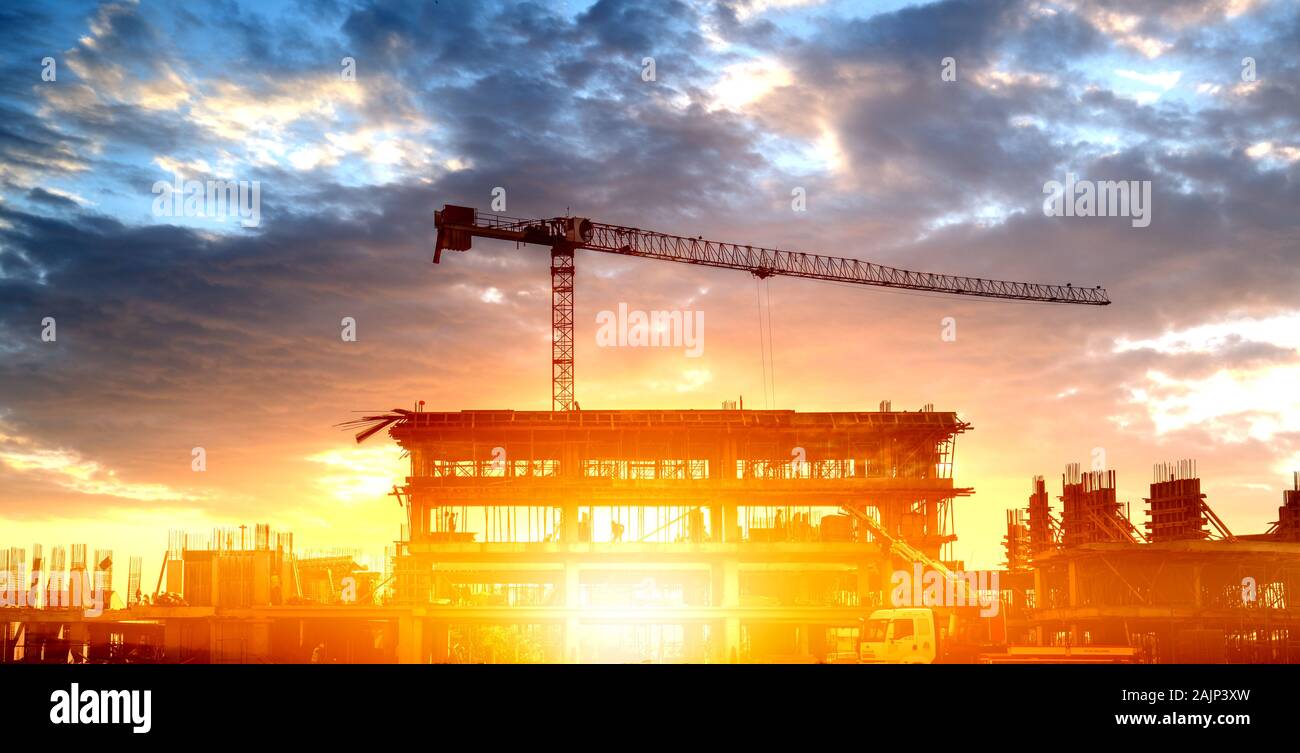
[859,607,942,663]
[858,606,1137,664]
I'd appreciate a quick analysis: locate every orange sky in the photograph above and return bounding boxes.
[3,0,1300,594]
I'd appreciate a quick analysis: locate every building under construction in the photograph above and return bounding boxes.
[354,405,971,663]
[1,526,392,664]
[5,437,1300,662]
[2,403,980,664]
[1002,464,1300,663]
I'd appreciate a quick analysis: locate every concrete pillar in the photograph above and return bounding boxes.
[1032,566,1044,645]
[565,617,581,664]
[210,562,221,608]
[1067,561,1081,644]
[564,559,581,663]
[717,505,740,543]
[431,621,449,663]
[858,560,876,608]
[684,624,705,662]
[721,558,741,662]
[564,560,580,607]
[66,622,90,663]
[163,620,185,663]
[249,620,271,662]
[209,619,223,663]
[723,618,741,663]
[562,505,578,543]
[397,615,424,664]
[717,560,740,607]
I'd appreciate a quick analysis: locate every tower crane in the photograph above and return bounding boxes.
[433,204,1110,411]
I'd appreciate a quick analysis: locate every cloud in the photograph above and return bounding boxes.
[0,430,204,504]
[3,0,1300,566]
[305,446,405,505]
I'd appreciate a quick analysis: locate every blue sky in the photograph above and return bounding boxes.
[2,0,1299,570]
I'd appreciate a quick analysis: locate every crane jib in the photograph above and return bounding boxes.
[433,204,1111,305]
[432,203,1110,410]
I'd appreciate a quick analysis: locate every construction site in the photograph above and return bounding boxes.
[4,427,1299,663]
[3,205,1298,663]
[1001,466,1300,663]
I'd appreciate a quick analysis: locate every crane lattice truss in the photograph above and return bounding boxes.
[434,205,1111,411]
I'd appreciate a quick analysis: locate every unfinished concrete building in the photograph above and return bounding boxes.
[1269,472,1300,542]
[354,406,972,663]
[0,526,399,664]
[1004,463,1300,662]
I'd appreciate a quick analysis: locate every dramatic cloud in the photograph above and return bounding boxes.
[1,0,1298,570]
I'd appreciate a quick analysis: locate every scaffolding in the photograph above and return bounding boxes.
[349,407,973,662]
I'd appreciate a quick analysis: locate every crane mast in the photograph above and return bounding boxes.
[434,204,1110,411]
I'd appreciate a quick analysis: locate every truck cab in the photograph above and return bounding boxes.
[859,608,937,664]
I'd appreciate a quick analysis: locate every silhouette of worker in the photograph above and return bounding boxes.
[611,520,625,543]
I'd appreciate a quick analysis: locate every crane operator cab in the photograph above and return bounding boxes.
[563,216,594,244]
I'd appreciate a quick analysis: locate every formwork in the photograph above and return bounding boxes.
[360,407,973,663]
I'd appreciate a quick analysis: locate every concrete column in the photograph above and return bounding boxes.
[163,620,185,663]
[209,619,222,663]
[684,624,705,662]
[564,559,580,607]
[716,502,741,542]
[431,621,449,663]
[564,559,581,663]
[719,559,740,607]
[66,622,90,663]
[721,558,741,662]
[249,619,271,662]
[564,617,580,664]
[397,615,424,664]
[723,618,741,663]
[562,505,578,543]
[858,560,876,608]
[1032,567,1045,645]
[1067,561,1081,643]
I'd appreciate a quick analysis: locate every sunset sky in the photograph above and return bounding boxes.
[2,0,1299,589]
